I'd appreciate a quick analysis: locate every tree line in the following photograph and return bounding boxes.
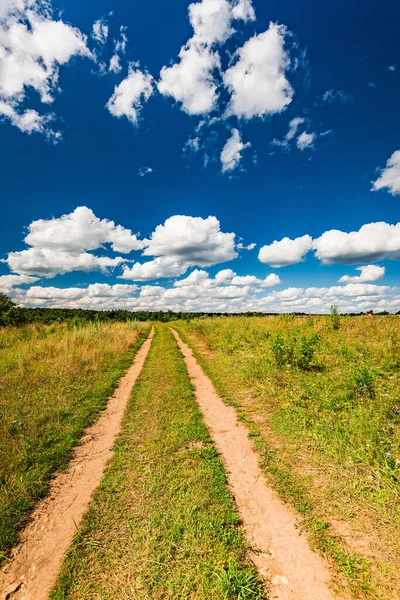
[0,293,394,326]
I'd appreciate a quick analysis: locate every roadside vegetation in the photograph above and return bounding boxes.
[177,315,400,599]
[0,321,149,563]
[51,326,265,600]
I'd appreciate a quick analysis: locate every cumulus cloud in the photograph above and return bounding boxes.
[0,0,91,136]
[223,23,293,120]
[106,65,154,125]
[26,283,137,300]
[122,214,237,281]
[231,273,281,287]
[158,0,255,115]
[220,128,250,172]
[232,0,255,21]
[120,257,188,281]
[296,131,315,150]
[259,235,313,267]
[0,274,39,294]
[372,150,400,195]
[143,215,237,264]
[338,265,385,283]
[5,206,143,278]
[24,206,142,254]
[313,222,400,264]
[158,43,220,115]
[7,248,125,278]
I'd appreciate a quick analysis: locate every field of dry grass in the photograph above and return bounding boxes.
[177,315,400,599]
[0,321,149,562]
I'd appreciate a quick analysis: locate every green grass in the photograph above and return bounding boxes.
[0,321,149,564]
[51,325,265,600]
[176,316,400,599]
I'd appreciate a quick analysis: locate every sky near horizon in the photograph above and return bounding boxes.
[1,0,400,314]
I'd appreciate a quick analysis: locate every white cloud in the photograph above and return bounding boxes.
[92,18,108,44]
[387,65,396,72]
[158,0,255,115]
[231,0,255,22]
[215,268,235,283]
[0,274,39,293]
[236,242,256,250]
[174,269,210,287]
[0,101,59,139]
[109,54,122,73]
[296,131,315,150]
[0,0,91,135]
[158,42,220,115]
[271,116,305,148]
[114,26,128,54]
[189,0,233,46]
[321,89,352,103]
[259,235,313,267]
[372,150,400,195]
[138,166,153,177]
[24,206,142,254]
[220,128,250,172]
[173,268,280,290]
[107,25,128,73]
[5,206,144,278]
[121,215,237,281]
[313,221,400,264]
[7,248,125,278]
[285,117,305,141]
[223,23,293,120]
[338,265,385,283]
[231,273,281,287]
[120,256,188,281]
[143,214,237,264]
[106,65,154,125]
[26,283,138,300]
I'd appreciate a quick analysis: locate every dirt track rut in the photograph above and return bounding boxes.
[171,328,342,600]
[0,329,154,600]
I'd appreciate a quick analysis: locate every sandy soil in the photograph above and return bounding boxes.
[171,328,343,600]
[0,329,154,600]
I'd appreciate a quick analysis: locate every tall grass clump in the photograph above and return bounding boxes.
[0,321,148,563]
[330,304,340,330]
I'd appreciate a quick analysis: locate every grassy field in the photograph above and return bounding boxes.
[176,315,400,600]
[0,321,149,563]
[51,326,264,600]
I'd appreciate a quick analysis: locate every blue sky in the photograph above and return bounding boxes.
[0,0,399,313]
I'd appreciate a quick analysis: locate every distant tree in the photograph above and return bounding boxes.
[0,293,15,312]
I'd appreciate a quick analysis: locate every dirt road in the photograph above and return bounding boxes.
[0,329,154,600]
[171,328,341,600]
[1,325,344,600]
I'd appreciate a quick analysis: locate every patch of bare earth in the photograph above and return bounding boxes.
[171,328,343,600]
[0,329,154,600]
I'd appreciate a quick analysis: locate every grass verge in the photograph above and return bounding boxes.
[51,325,265,600]
[173,318,400,600]
[0,321,149,564]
